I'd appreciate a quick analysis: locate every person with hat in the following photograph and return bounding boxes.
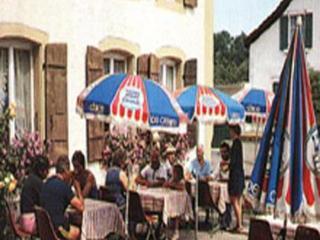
[163,145,177,179]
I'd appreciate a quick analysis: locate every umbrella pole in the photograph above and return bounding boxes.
[195,174,199,240]
[254,117,262,156]
[125,164,130,239]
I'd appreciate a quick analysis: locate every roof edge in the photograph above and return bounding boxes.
[245,0,292,48]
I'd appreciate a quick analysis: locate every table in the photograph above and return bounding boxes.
[136,187,193,224]
[190,180,230,213]
[81,199,125,240]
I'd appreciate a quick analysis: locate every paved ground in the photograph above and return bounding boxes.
[180,230,247,240]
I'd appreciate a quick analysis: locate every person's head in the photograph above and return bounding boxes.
[150,148,160,170]
[32,155,49,180]
[219,142,230,161]
[165,146,176,165]
[196,145,204,162]
[56,155,72,182]
[229,124,241,139]
[173,164,184,182]
[72,150,85,174]
[111,149,126,168]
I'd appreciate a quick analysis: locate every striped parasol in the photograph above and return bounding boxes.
[176,85,245,124]
[247,19,320,219]
[76,74,188,134]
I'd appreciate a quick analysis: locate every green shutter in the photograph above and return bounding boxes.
[280,16,288,50]
[305,13,313,48]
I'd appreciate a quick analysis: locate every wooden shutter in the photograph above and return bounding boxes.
[184,0,197,8]
[86,46,105,162]
[45,43,68,163]
[183,59,197,87]
[280,16,288,50]
[305,13,313,48]
[149,54,160,83]
[137,54,160,82]
[137,54,149,79]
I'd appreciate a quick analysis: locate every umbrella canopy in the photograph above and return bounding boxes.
[233,87,274,123]
[176,85,245,124]
[247,20,320,219]
[76,74,188,134]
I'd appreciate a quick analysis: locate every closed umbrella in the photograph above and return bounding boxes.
[247,19,320,220]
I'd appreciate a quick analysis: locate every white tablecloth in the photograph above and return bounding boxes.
[137,187,193,224]
[81,199,125,240]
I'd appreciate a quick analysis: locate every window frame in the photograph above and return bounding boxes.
[280,12,313,51]
[103,52,128,75]
[0,40,35,138]
[160,58,177,91]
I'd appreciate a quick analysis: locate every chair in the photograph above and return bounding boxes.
[128,191,158,240]
[197,181,221,225]
[4,199,32,239]
[34,206,61,240]
[248,218,273,240]
[294,225,320,240]
[99,186,116,203]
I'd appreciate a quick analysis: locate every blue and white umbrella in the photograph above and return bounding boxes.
[233,87,274,123]
[76,74,188,134]
[175,85,245,124]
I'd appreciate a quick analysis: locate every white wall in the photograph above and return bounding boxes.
[0,0,209,185]
[249,0,320,91]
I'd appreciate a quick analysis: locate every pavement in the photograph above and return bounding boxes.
[179,230,247,239]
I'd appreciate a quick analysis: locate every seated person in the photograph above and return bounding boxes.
[105,149,128,209]
[163,164,185,191]
[212,142,232,230]
[162,145,177,180]
[135,148,167,187]
[20,155,49,234]
[40,155,84,240]
[212,142,230,181]
[71,150,98,199]
[163,164,185,239]
[185,145,213,182]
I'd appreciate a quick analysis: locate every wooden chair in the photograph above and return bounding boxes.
[248,218,274,240]
[34,206,61,240]
[4,199,32,239]
[128,191,158,240]
[294,225,320,240]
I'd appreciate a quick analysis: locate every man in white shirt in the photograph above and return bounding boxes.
[163,145,176,180]
[136,148,167,187]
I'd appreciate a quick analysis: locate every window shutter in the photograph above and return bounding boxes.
[45,43,68,163]
[137,54,160,82]
[86,46,105,162]
[280,16,288,50]
[305,13,313,48]
[149,54,160,83]
[137,54,149,79]
[184,0,197,8]
[183,59,197,87]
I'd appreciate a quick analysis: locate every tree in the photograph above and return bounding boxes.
[214,31,248,85]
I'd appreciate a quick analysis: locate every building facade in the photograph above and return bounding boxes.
[246,0,320,92]
[0,0,213,183]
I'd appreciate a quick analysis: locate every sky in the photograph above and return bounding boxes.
[214,0,280,36]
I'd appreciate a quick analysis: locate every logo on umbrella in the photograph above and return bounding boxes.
[199,95,218,109]
[119,86,144,111]
[306,127,320,176]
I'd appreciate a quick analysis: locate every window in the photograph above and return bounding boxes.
[0,40,34,137]
[160,59,176,92]
[280,13,313,50]
[103,52,127,75]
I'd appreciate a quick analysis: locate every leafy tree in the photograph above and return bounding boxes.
[214,31,248,85]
